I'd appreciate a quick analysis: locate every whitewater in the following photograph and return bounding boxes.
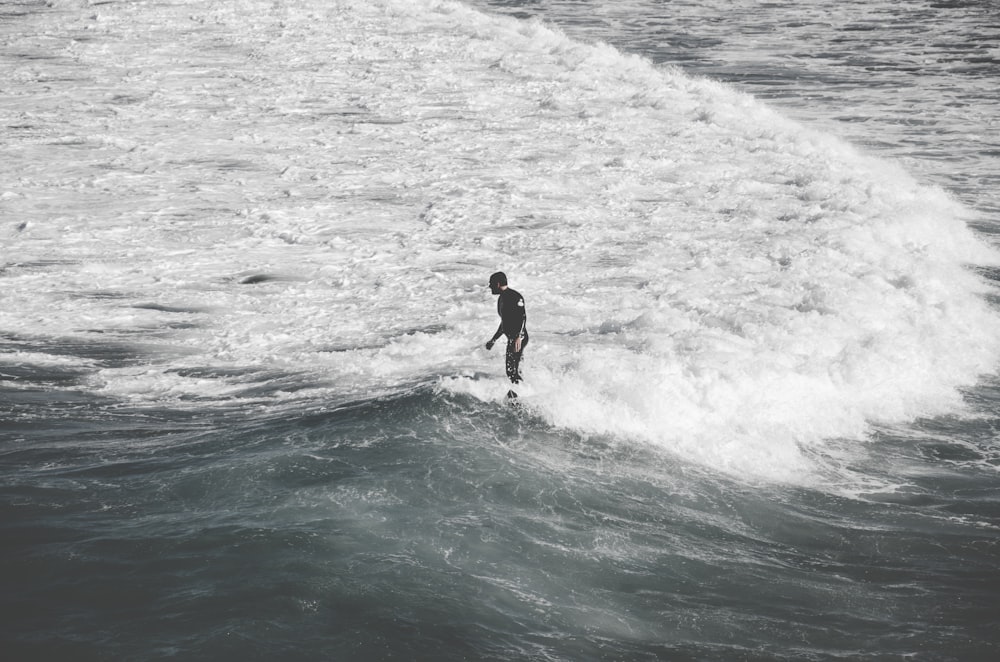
[4,0,998,481]
[3,0,1000,659]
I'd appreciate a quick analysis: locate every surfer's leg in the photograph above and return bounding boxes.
[505,335,526,384]
[505,340,519,383]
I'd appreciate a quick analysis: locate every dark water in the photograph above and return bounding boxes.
[5,382,1000,660]
[6,382,1000,660]
[3,0,1000,660]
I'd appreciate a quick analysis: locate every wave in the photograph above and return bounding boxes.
[393,0,1000,481]
[4,0,999,482]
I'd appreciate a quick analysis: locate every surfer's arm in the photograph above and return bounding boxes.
[486,322,504,350]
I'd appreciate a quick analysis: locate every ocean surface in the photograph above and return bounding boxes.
[2,0,999,659]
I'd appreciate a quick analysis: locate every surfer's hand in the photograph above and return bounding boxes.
[514,337,522,352]
[485,340,495,350]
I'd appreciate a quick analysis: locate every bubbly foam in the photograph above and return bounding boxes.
[3,0,998,482]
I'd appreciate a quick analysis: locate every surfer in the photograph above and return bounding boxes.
[485,271,528,388]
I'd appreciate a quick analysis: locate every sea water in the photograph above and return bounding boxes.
[2,0,999,659]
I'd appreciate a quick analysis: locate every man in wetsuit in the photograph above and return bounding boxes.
[485,271,528,387]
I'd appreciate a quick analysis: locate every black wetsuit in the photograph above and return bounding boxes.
[490,288,528,384]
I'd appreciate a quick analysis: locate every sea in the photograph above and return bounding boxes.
[2,0,999,659]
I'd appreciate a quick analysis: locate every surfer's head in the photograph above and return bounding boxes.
[489,271,507,295]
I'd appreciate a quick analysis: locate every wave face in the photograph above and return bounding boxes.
[3,0,999,482]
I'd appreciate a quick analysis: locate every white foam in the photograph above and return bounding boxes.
[3,0,998,482]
